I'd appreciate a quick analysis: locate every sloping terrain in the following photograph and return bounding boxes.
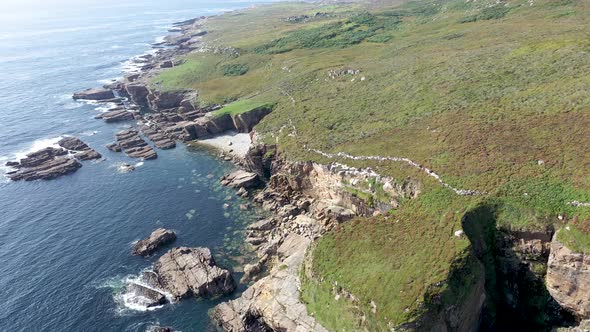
[152,0,590,329]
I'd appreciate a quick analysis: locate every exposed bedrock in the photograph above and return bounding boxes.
[72,88,115,101]
[546,233,590,320]
[153,247,235,300]
[213,149,421,331]
[5,137,100,181]
[461,205,575,331]
[58,137,102,161]
[132,228,177,257]
[139,124,176,150]
[113,129,157,160]
[220,170,260,189]
[232,107,272,133]
[95,108,134,123]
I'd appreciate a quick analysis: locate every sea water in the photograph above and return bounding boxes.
[0,0,275,330]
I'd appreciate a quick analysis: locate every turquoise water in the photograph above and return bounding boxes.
[0,1,274,330]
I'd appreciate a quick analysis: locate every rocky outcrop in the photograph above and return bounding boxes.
[58,137,102,160]
[96,108,134,123]
[147,90,190,110]
[125,282,168,308]
[232,106,273,133]
[221,170,260,189]
[140,125,176,149]
[6,148,81,181]
[114,129,157,160]
[213,233,327,332]
[125,84,150,107]
[547,234,590,319]
[213,152,421,331]
[73,88,115,101]
[6,137,101,181]
[154,247,235,300]
[133,228,177,256]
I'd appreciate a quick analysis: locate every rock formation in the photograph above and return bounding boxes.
[58,137,102,160]
[72,88,115,101]
[133,228,177,256]
[546,234,590,319]
[96,108,134,123]
[125,282,168,308]
[220,170,260,189]
[6,148,81,181]
[154,247,235,300]
[5,137,100,181]
[113,129,157,160]
[140,125,176,149]
[213,233,327,332]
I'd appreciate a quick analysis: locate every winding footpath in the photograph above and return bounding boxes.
[277,120,590,206]
[306,147,482,196]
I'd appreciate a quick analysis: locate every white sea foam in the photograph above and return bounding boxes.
[80,130,99,137]
[109,273,173,314]
[111,162,137,174]
[9,136,65,162]
[134,162,144,168]
[97,77,121,85]
[95,102,119,113]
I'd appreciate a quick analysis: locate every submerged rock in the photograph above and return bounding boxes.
[125,282,168,308]
[154,247,235,300]
[133,228,177,257]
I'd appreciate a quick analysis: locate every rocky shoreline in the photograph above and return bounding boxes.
[4,137,101,181]
[5,9,590,332]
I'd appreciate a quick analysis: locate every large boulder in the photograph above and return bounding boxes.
[73,88,115,101]
[221,170,260,189]
[154,247,235,300]
[133,228,177,256]
[546,234,590,319]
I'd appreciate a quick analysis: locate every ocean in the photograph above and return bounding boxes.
[0,1,275,331]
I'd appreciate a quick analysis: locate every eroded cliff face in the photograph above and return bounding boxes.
[546,234,590,320]
[462,206,577,331]
[213,150,420,331]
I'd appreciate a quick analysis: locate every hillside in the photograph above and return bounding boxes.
[151,0,590,330]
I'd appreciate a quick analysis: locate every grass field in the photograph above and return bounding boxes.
[152,0,590,328]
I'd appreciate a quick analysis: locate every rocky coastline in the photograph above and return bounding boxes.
[5,9,590,332]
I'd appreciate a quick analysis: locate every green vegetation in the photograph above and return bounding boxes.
[557,225,590,254]
[459,5,511,23]
[212,99,275,117]
[222,63,249,76]
[301,188,475,328]
[152,0,590,328]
